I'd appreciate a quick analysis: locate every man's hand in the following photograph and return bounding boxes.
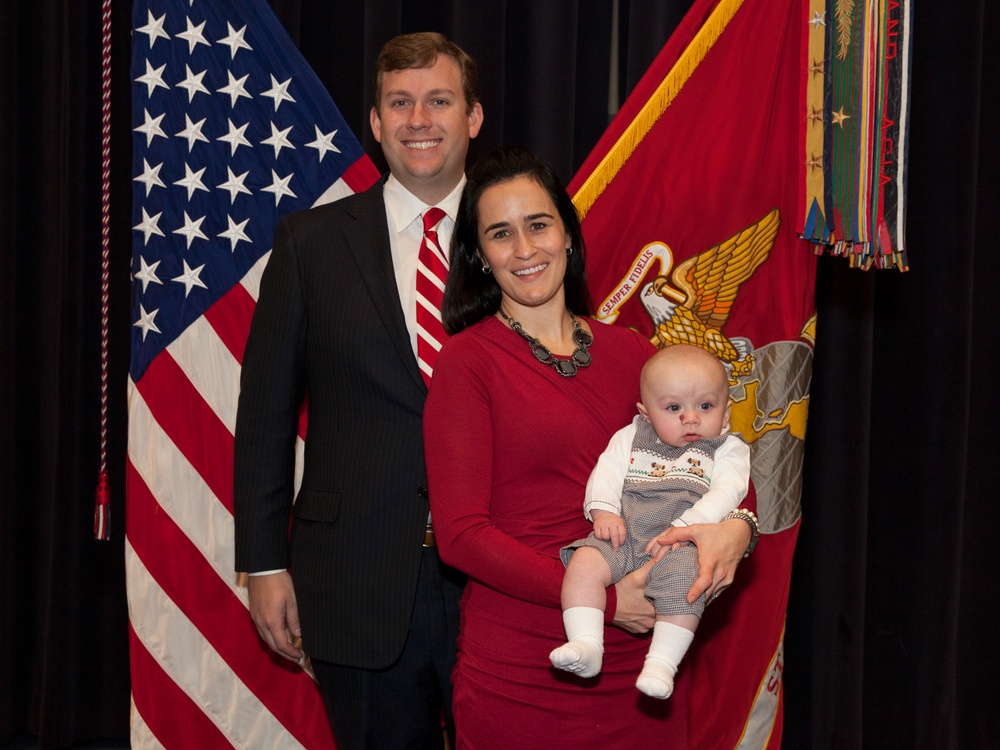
[247,571,303,662]
[592,509,627,550]
[657,518,751,604]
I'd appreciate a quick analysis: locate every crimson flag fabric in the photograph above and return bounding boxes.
[416,207,449,385]
[127,0,378,746]
[569,0,815,747]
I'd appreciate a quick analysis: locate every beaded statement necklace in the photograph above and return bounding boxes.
[497,308,593,378]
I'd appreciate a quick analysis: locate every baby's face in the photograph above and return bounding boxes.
[638,359,730,448]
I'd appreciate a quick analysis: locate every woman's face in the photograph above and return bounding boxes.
[476,175,571,316]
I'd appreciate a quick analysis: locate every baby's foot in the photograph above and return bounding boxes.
[549,639,603,678]
[636,657,675,699]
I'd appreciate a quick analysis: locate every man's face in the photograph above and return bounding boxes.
[370,55,483,204]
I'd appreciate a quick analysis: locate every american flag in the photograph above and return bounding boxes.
[127,0,377,746]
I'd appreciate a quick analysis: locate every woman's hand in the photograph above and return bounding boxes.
[611,560,656,634]
[657,518,751,603]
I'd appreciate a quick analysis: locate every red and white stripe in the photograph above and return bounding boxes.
[126,164,376,749]
[415,207,448,386]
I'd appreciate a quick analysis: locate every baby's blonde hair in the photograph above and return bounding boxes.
[640,344,728,402]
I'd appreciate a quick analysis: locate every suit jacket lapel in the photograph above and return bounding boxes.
[343,179,426,394]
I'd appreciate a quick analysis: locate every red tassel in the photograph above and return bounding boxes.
[94,471,111,540]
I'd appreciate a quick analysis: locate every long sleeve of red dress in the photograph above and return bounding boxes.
[424,318,702,749]
[425,317,655,609]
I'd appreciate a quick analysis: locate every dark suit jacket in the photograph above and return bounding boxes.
[234,178,434,669]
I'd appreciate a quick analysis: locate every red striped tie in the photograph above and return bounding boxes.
[416,207,448,387]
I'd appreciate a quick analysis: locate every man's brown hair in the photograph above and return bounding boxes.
[372,32,480,114]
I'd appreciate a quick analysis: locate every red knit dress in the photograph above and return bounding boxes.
[425,316,691,749]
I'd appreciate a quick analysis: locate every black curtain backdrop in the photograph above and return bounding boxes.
[0,1,995,748]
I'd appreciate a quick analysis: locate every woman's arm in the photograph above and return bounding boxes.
[658,481,757,603]
[424,339,567,608]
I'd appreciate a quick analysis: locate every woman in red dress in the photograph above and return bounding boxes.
[424,147,752,748]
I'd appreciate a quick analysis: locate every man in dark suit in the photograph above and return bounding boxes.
[234,32,483,749]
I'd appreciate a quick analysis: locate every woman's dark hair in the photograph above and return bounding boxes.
[443,146,593,334]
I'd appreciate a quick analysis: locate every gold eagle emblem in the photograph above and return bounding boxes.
[640,209,780,375]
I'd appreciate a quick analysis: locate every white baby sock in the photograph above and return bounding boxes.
[549,606,605,678]
[636,621,695,699]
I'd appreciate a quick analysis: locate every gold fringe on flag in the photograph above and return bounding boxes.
[572,0,746,220]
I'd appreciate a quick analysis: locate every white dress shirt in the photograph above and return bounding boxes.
[382,174,466,357]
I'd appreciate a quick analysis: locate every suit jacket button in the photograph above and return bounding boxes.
[417,486,429,499]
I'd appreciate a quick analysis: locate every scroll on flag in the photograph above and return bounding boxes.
[127,0,377,746]
[570,0,815,746]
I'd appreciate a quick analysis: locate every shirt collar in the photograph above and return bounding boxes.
[383,174,466,235]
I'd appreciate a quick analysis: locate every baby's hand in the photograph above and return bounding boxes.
[592,510,626,551]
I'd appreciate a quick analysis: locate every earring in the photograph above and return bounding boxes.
[567,247,574,256]
[482,264,492,274]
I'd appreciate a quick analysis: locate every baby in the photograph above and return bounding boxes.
[551,344,751,698]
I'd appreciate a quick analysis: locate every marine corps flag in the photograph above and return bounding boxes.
[570,0,815,746]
